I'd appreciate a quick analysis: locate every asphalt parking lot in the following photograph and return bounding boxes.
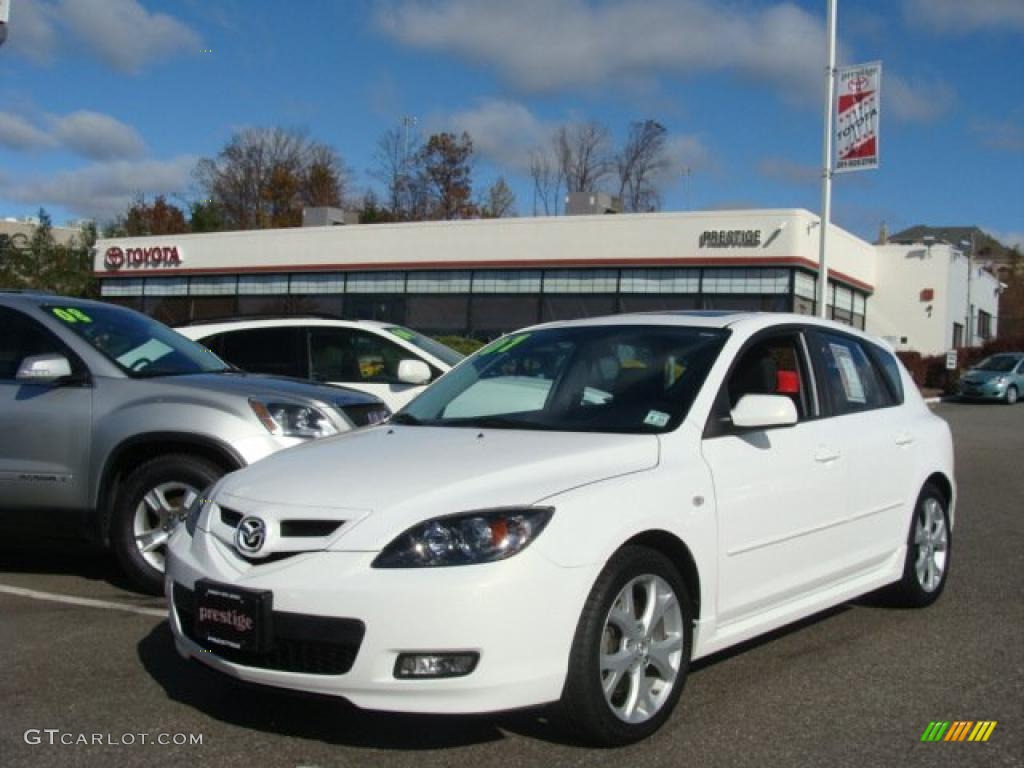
[1,401,1021,768]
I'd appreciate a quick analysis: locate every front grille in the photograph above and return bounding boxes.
[280,520,343,537]
[173,583,364,675]
[220,507,243,527]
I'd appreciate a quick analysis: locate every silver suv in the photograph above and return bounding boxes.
[0,292,390,593]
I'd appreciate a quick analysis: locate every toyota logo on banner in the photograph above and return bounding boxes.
[235,517,268,555]
[104,247,125,269]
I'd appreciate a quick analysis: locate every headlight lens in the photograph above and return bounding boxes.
[184,484,215,537]
[373,507,554,568]
[994,376,1008,386]
[249,398,338,439]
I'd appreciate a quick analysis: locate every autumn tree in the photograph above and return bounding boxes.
[106,195,189,237]
[418,132,477,220]
[195,127,349,230]
[616,120,670,212]
[480,176,516,218]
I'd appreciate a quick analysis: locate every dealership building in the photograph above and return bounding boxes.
[93,208,1000,354]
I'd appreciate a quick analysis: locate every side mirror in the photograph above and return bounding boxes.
[730,394,798,430]
[16,354,73,384]
[397,359,432,385]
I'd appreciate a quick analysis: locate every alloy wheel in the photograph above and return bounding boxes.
[132,481,198,572]
[914,497,948,592]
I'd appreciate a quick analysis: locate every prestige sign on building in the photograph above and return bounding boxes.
[835,61,881,172]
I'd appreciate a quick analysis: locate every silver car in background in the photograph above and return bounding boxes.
[0,292,390,593]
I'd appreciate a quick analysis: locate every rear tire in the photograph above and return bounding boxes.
[111,454,223,595]
[886,483,951,608]
[560,546,693,746]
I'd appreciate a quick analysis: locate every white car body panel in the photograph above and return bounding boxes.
[167,311,956,714]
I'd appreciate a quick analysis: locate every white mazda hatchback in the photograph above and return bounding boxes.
[166,312,955,745]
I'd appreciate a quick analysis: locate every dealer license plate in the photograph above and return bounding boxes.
[194,580,272,653]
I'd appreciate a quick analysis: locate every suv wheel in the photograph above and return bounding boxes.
[112,454,223,594]
[560,546,693,746]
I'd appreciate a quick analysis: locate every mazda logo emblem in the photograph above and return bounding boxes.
[235,516,267,554]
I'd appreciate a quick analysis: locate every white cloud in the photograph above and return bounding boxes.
[970,115,1024,153]
[905,0,1024,35]
[757,156,819,185]
[7,0,200,73]
[0,156,197,220]
[377,0,828,100]
[0,112,56,151]
[885,75,956,123]
[50,111,147,160]
[437,99,553,172]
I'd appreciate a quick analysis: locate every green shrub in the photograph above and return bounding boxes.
[433,335,486,356]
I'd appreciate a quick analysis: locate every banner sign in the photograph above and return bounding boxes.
[835,61,881,172]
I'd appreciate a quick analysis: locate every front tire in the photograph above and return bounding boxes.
[886,483,951,607]
[560,546,693,746]
[111,454,223,594]
[1006,385,1018,405]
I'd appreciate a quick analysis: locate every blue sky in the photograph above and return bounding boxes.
[1,0,1022,247]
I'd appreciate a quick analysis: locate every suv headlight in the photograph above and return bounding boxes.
[249,398,338,439]
[373,507,554,568]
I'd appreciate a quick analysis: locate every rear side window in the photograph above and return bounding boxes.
[215,328,307,379]
[869,345,905,405]
[814,332,892,415]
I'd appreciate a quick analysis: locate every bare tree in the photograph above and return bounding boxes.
[480,176,516,218]
[528,148,562,216]
[554,120,612,195]
[370,127,423,220]
[195,127,348,230]
[616,120,670,213]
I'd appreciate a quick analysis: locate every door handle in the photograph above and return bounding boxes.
[815,446,841,463]
[895,432,915,446]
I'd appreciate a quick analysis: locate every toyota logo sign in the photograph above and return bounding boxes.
[104,246,125,269]
[235,516,268,555]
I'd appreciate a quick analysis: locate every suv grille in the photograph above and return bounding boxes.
[173,583,364,675]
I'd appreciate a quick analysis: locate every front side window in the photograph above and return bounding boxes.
[0,307,80,380]
[309,328,412,384]
[46,304,228,378]
[397,325,728,434]
[725,334,813,420]
[814,332,891,414]
[217,328,306,379]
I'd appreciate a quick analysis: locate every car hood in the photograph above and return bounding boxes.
[158,371,382,407]
[214,425,660,550]
[962,369,1010,383]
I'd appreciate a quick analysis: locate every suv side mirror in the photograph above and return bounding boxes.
[16,353,73,384]
[397,359,432,385]
[730,394,798,430]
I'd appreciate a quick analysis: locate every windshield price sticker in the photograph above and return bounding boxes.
[51,307,92,324]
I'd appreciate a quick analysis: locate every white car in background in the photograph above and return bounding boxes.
[177,317,464,411]
[167,312,954,746]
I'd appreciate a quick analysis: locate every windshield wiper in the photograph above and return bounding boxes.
[445,415,553,431]
[390,412,424,425]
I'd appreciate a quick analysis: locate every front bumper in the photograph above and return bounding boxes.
[958,380,1007,400]
[165,528,596,714]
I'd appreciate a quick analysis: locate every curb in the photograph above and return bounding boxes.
[923,397,943,404]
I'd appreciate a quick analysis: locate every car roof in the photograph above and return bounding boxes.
[178,317,392,334]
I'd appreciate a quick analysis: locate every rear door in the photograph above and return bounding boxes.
[0,306,93,513]
[806,330,914,569]
[701,328,850,624]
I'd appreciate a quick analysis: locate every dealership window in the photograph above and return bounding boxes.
[472,270,542,293]
[290,273,344,294]
[406,271,472,293]
[347,296,406,324]
[543,269,618,293]
[702,268,789,294]
[143,297,190,326]
[830,283,854,326]
[794,271,817,299]
[190,276,237,295]
[542,295,618,322]
[793,295,816,315]
[619,295,700,313]
[238,274,289,295]
[236,295,290,315]
[406,295,470,334]
[346,272,405,293]
[952,322,964,348]
[702,295,789,312]
[143,277,188,296]
[289,295,344,316]
[619,269,699,294]
[190,296,236,321]
[101,279,144,297]
[977,310,992,340]
[469,296,539,337]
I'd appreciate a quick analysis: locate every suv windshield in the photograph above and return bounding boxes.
[46,304,231,378]
[385,326,465,368]
[973,354,1020,373]
[395,325,728,434]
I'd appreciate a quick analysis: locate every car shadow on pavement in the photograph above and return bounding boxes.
[0,533,142,595]
[137,621,577,749]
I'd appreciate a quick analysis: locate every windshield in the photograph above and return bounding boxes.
[46,304,231,378]
[385,326,465,367]
[395,325,728,434]
[974,354,1020,372]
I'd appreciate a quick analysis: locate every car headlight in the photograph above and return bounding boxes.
[994,376,1008,386]
[372,507,554,568]
[249,398,338,439]
[184,485,216,537]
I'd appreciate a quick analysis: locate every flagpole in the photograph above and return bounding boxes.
[817,0,837,319]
